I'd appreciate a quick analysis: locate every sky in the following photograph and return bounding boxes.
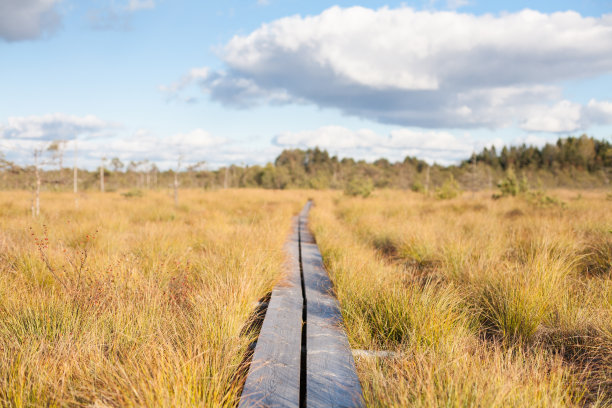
[1,0,612,170]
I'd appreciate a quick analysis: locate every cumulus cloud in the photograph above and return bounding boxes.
[585,99,612,125]
[521,100,583,132]
[0,0,62,41]
[0,114,239,169]
[0,113,114,141]
[165,129,225,150]
[274,126,475,164]
[161,67,295,106]
[520,98,612,132]
[71,128,234,169]
[168,6,612,130]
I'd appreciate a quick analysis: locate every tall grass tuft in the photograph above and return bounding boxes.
[0,189,307,407]
[309,189,611,406]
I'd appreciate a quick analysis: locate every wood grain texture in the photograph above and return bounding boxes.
[300,205,364,408]
[239,218,303,408]
[240,203,363,408]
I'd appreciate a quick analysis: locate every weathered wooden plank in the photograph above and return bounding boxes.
[300,205,364,408]
[239,217,303,408]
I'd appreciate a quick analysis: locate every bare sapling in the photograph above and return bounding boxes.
[73,140,78,208]
[47,140,66,184]
[174,156,182,207]
[152,164,158,187]
[472,152,477,198]
[32,149,42,217]
[100,156,106,192]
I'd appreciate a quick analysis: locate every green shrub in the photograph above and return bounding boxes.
[411,181,425,193]
[525,190,566,208]
[344,178,374,198]
[495,169,530,198]
[121,189,144,198]
[435,175,461,199]
[497,169,516,197]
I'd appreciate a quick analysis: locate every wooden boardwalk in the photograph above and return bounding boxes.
[239,202,363,408]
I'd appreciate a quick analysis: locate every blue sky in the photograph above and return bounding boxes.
[1,0,612,169]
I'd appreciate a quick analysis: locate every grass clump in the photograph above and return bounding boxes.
[435,175,461,199]
[495,168,529,198]
[578,233,612,277]
[121,188,144,198]
[0,189,306,407]
[309,189,611,406]
[344,178,374,198]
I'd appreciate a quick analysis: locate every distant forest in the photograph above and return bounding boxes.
[1,135,610,192]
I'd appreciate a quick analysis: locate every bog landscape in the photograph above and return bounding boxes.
[1,1,612,407]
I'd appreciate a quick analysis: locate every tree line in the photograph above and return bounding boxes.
[1,135,610,193]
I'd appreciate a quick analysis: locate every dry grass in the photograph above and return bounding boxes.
[309,189,612,407]
[0,189,306,407]
[2,187,610,407]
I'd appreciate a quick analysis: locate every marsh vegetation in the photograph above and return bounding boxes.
[310,189,611,407]
[0,187,610,407]
[0,190,305,406]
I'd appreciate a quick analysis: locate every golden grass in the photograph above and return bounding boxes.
[2,188,610,407]
[0,189,306,407]
[309,189,612,407]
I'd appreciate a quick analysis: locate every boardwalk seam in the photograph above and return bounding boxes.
[299,214,307,408]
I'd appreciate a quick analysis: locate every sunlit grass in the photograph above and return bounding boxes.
[2,187,610,406]
[0,189,306,407]
[310,189,612,407]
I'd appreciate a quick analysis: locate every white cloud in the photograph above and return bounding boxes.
[521,100,583,132]
[171,7,612,130]
[274,126,475,164]
[510,134,555,149]
[127,0,155,11]
[520,98,612,132]
[160,67,210,102]
[0,113,114,140]
[0,116,237,169]
[585,99,612,125]
[165,129,226,150]
[161,67,295,106]
[73,128,227,165]
[0,0,62,41]
[275,126,379,150]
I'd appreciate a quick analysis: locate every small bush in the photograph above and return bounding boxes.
[411,181,425,193]
[525,190,566,208]
[435,175,461,199]
[344,178,374,198]
[121,189,144,198]
[496,168,528,197]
